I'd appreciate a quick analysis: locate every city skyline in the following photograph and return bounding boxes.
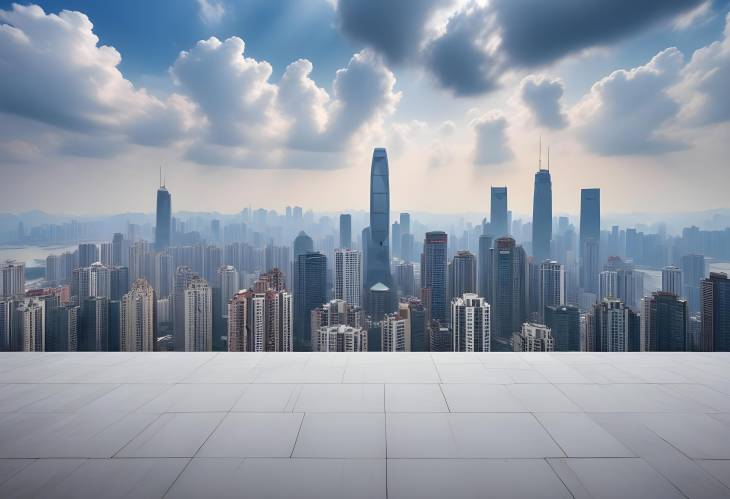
[1,1,730,215]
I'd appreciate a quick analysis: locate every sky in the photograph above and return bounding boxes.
[0,0,729,217]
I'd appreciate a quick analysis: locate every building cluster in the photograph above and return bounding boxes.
[2,147,729,354]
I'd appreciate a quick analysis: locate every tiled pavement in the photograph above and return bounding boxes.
[0,352,730,498]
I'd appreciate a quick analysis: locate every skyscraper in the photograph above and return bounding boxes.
[78,243,99,268]
[544,305,580,351]
[451,293,490,352]
[681,254,705,314]
[478,235,492,304]
[640,291,687,352]
[492,237,527,351]
[112,233,124,267]
[448,250,476,303]
[365,148,392,293]
[294,251,327,351]
[0,260,25,297]
[155,180,172,251]
[173,266,197,351]
[334,249,362,307]
[579,188,600,295]
[490,187,508,237]
[662,266,683,296]
[538,260,565,322]
[80,296,109,351]
[399,297,427,352]
[339,214,352,250]
[121,279,155,352]
[700,272,730,351]
[592,297,637,352]
[184,276,212,352]
[218,265,239,320]
[395,262,415,298]
[381,312,408,352]
[532,168,552,263]
[15,298,45,352]
[421,231,448,323]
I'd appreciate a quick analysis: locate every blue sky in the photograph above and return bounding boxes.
[0,0,729,216]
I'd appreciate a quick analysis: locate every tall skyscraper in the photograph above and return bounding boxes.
[173,266,197,351]
[15,298,45,352]
[112,233,124,267]
[399,297,427,352]
[700,272,730,351]
[640,291,688,352]
[448,250,476,303]
[155,180,172,251]
[490,187,508,237]
[544,305,580,351]
[681,254,706,314]
[339,214,352,250]
[451,293,490,352]
[334,249,362,307]
[47,304,79,352]
[365,148,393,293]
[532,168,552,263]
[294,251,327,351]
[538,260,565,322]
[421,231,448,323]
[80,296,109,351]
[121,279,155,352]
[218,265,239,319]
[662,266,683,296]
[478,235,492,304]
[579,188,600,295]
[391,221,401,259]
[492,237,527,351]
[184,276,212,352]
[395,262,415,298]
[0,260,25,297]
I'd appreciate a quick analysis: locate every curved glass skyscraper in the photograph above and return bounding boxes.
[155,184,171,251]
[366,148,392,291]
[532,169,552,263]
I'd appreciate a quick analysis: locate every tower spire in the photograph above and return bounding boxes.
[159,165,162,188]
[538,136,542,169]
[547,146,550,171]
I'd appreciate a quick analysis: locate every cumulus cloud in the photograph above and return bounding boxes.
[196,0,225,26]
[575,48,687,155]
[520,75,568,129]
[335,0,704,96]
[471,111,513,165]
[0,4,194,156]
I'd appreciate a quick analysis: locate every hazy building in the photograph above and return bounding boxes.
[339,214,352,249]
[218,265,240,319]
[294,251,327,351]
[184,276,212,352]
[478,235,493,304]
[173,266,197,351]
[545,305,580,351]
[78,243,99,268]
[80,296,108,351]
[640,291,688,352]
[334,249,361,307]
[490,187,508,237]
[448,251,476,303]
[451,293,490,352]
[492,237,527,351]
[1,260,25,296]
[47,304,79,352]
[579,188,600,295]
[681,254,706,315]
[532,169,552,263]
[538,260,564,323]
[421,231,448,323]
[395,262,415,298]
[700,272,730,351]
[399,297,428,352]
[121,279,155,352]
[155,182,172,250]
[662,266,683,296]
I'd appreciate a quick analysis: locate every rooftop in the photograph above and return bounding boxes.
[1,352,730,498]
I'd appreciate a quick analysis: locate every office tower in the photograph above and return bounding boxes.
[451,293,490,352]
[120,279,155,352]
[365,148,393,292]
[579,188,600,294]
[681,254,706,314]
[184,276,212,352]
[47,304,79,351]
[662,266,682,296]
[429,320,451,351]
[401,233,414,263]
[640,291,688,352]
[294,251,327,351]
[399,212,411,237]
[545,305,580,351]
[490,187,508,237]
[361,227,370,281]
[395,262,415,298]
[532,168,552,263]
[110,266,130,301]
[78,243,99,268]
[339,214,352,249]
[227,289,293,352]
[14,298,45,351]
[292,231,314,259]
[399,297,428,352]
[80,296,109,351]
[538,260,564,322]
[45,254,59,282]
[173,266,197,351]
[151,252,172,299]
[334,249,362,307]
[112,233,124,266]
[492,237,527,351]
[318,325,367,352]
[448,251,476,303]
[382,312,408,351]
[218,265,240,319]
[155,180,172,250]
[478,235,493,304]
[421,231,448,323]
[100,243,113,267]
[700,272,730,351]
[514,323,554,352]
[392,221,401,258]
[592,297,637,352]
[599,270,618,300]
[0,260,25,296]
[211,219,221,244]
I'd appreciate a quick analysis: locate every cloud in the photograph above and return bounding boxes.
[0,3,194,154]
[520,75,568,129]
[677,12,730,125]
[336,0,448,64]
[196,0,225,26]
[471,111,513,165]
[673,0,711,30]
[575,47,687,155]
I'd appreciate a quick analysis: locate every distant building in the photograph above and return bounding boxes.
[492,237,527,351]
[421,231,448,323]
[451,293,490,352]
[514,323,553,352]
[448,251,476,303]
[681,254,705,315]
[15,298,45,351]
[227,288,292,352]
[538,260,564,323]
[184,276,212,352]
[339,214,352,250]
[0,260,25,297]
[661,266,683,296]
[640,291,687,352]
[294,251,327,351]
[544,305,580,351]
[318,324,367,352]
[579,188,600,295]
[490,186,508,237]
[334,249,361,307]
[382,312,408,352]
[700,272,730,351]
[155,182,171,251]
[121,279,155,352]
[532,168,552,263]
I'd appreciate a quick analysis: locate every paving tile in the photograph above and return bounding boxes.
[641,413,730,459]
[138,383,247,413]
[0,383,71,412]
[294,384,383,413]
[441,384,526,412]
[436,363,512,383]
[697,460,730,490]
[292,413,385,458]
[385,384,448,412]
[231,383,299,412]
[0,458,86,498]
[536,413,634,457]
[506,384,582,412]
[19,383,119,413]
[117,412,224,458]
[197,412,303,457]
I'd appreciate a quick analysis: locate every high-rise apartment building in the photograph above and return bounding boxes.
[334,249,361,307]
[339,214,352,250]
[579,188,600,295]
[538,260,564,323]
[421,231,448,323]
[1,260,25,297]
[317,325,367,352]
[451,293,490,352]
[662,266,683,296]
[121,279,155,352]
[184,276,212,352]
[514,323,554,352]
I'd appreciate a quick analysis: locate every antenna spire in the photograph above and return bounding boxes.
[547,146,550,171]
[538,136,542,169]
[159,165,162,188]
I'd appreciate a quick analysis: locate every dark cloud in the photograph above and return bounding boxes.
[336,0,449,64]
[520,76,568,129]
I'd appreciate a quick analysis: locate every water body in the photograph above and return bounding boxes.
[0,245,80,267]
